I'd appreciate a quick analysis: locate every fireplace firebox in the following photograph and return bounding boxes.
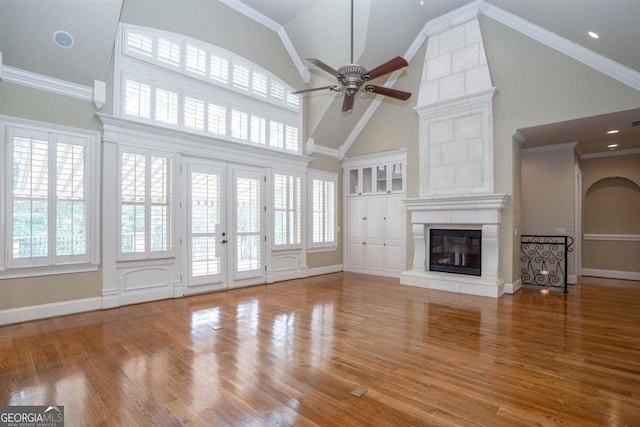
[429,229,482,276]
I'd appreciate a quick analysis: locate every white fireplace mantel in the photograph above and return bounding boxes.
[404,193,509,225]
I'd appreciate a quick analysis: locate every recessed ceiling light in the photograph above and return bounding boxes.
[588,31,599,39]
[606,129,619,134]
[607,144,618,149]
[53,30,74,48]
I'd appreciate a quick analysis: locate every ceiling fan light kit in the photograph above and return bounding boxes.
[292,0,412,112]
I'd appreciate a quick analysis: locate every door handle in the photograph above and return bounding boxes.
[221,240,228,244]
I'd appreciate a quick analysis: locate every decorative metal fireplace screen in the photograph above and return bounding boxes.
[429,229,482,276]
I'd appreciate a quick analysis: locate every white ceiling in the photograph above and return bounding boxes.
[1,0,639,155]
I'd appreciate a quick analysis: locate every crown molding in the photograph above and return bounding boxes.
[580,147,640,159]
[479,0,640,91]
[218,0,309,83]
[1,64,93,101]
[312,143,341,159]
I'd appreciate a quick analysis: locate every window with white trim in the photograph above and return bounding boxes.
[117,24,302,154]
[119,148,173,259]
[0,117,99,275]
[273,173,302,247]
[308,170,337,251]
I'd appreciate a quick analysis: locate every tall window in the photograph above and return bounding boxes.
[273,173,301,247]
[1,118,98,274]
[308,171,337,250]
[120,149,173,258]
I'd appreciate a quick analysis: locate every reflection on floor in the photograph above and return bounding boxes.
[1,272,639,426]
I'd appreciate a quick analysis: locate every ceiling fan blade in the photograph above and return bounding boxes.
[290,85,338,95]
[363,56,409,81]
[365,85,412,101]
[342,94,355,112]
[306,58,342,78]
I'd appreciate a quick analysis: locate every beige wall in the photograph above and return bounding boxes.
[581,154,640,273]
[347,16,640,285]
[520,146,577,277]
[0,82,104,310]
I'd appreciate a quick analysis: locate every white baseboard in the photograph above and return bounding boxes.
[582,268,640,281]
[504,279,522,294]
[0,297,102,326]
[568,275,577,285]
[306,264,343,277]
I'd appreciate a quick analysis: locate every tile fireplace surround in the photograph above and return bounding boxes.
[399,18,510,298]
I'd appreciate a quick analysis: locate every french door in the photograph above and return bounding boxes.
[185,159,265,294]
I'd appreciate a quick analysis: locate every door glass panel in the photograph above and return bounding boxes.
[236,177,261,272]
[191,172,221,277]
[376,165,387,193]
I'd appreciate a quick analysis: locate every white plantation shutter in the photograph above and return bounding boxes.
[120,149,173,258]
[287,93,300,109]
[125,31,153,57]
[250,115,266,144]
[271,81,285,101]
[252,71,268,97]
[155,88,178,125]
[125,79,151,119]
[56,141,86,258]
[208,103,227,135]
[120,152,146,254]
[232,64,250,91]
[273,173,301,246]
[269,121,284,149]
[231,110,248,140]
[186,44,207,76]
[236,176,261,272]
[210,55,229,83]
[6,124,94,268]
[190,172,220,277]
[285,125,299,152]
[150,157,172,252]
[309,173,337,249]
[157,37,181,67]
[184,96,205,130]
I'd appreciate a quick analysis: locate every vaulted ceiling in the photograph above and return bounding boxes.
[1,0,639,155]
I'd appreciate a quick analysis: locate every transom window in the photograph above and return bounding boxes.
[117,24,302,154]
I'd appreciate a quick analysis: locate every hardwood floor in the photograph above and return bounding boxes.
[2,273,640,426]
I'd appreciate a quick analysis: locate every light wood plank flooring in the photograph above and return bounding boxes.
[2,272,640,426]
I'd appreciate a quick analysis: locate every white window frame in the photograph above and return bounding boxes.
[118,146,174,261]
[0,116,100,278]
[272,171,303,250]
[308,170,338,252]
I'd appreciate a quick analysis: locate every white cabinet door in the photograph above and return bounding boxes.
[366,242,385,271]
[348,241,365,269]
[365,196,385,242]
[384,242,405,272]
[384,195,405,242]
[347,197,365,241]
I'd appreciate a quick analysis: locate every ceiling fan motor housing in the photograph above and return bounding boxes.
[338,64,368,95]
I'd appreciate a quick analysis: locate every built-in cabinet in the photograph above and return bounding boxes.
[343,149,406,277]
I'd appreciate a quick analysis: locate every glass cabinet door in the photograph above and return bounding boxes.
[362,167,373,194]
[376,165,387,193]
[390,162,403,192]
[349,168,359,195]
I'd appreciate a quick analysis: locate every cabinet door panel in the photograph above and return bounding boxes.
[365,196,385,242]
[348,197,365,241]
[348,241,365,269]
[385,242,405,272]
[365,243,385,271]
[385,195,405,242]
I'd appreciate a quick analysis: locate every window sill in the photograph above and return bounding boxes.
[307,246,337,254]
[0,262,100,280]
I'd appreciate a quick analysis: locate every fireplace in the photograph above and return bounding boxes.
[430,229,481,276]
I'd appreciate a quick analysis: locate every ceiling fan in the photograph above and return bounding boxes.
[291,0,412,112]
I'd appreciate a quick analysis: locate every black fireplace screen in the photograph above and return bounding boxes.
[429,229,481,276]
